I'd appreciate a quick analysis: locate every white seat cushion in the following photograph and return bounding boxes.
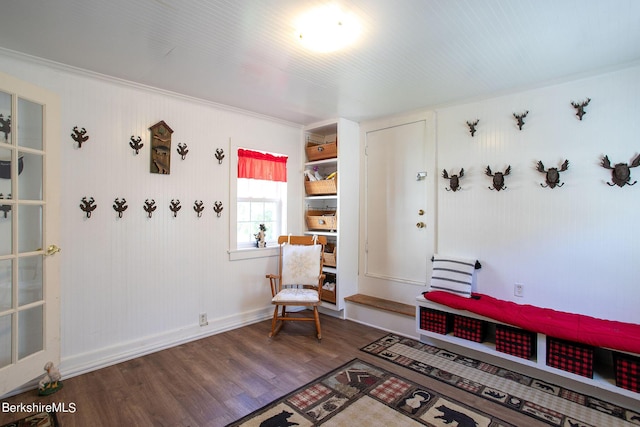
[272,288,320,303]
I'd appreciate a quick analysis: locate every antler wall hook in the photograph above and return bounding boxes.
[513,111,529,130]
[442,168,464,192]
[601,154,640,187]
[71,126,89,148]
[213,201,223,217]
[215,148,225,164]
[0,114,11,141]
[486,165,511,191]
[193,200,204,217]
[466,120,479,137]
[112,198,128,218]
[537,160,569,188]
[177,143,189,160]
[80,197,97,218]
[144,199,156,218]
[170,199,182,217]
[129,136,143,154]
[571,98,591,121]
[0,193,11,218]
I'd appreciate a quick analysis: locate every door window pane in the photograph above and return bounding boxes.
[18,305,43,359]
[17,98,43,150]
[17,151,42,200]
[0,259,11,311]
[18,256,42,306]
[0,314,11,368]
[18,204,42,253]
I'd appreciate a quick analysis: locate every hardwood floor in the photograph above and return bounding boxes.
[0,315,550,426]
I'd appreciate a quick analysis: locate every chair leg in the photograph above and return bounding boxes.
[269,306,280,338]
[313,306,322,341]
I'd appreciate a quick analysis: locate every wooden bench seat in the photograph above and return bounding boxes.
[344,294,415,318]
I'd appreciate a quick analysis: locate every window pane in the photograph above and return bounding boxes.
[0,259,11,311]
[18,305,43,359]
[17,98,43,150]
[0,314,11,368]
[237,201,250,221]
[18,255,42,306]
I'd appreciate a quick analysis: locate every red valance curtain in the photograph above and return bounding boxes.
[237,148,288,182]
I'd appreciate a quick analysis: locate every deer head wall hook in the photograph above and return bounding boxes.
[80,197,97,218]
[0,193,11,219]
[601,154,640,187]
[113,198,128,218]
[213,201,223,217]
[170,199,182,217]
[177,143,189,160]
[0,114,11,141]
[442,168,464,192]
[513,111,528,130]
[144,199,156,218]
[129,136,143,154]
[71,126,89,148]
[486,165,511,191]
[215,148,225,164]
[537,160,569,188]
[466,120,479,137]
[571,98,591,121]
[193,200,204,217]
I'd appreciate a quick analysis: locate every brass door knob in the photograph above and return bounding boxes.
[416,222,426,228]
[45,244,61,256]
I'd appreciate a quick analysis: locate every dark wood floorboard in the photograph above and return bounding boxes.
[0,315,549,426]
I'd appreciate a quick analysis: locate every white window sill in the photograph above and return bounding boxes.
[228,246,279,261]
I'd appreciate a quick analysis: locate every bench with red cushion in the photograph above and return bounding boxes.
[423,291,640,355]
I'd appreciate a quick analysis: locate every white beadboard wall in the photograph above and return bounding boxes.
[0,52,304,377]
[434,65,640,323]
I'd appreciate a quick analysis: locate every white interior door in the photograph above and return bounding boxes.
[0,71,60,396]
[365,120,428,285]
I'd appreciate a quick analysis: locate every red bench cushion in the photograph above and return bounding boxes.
[423,291,640,355]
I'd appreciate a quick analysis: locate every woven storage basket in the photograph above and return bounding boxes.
[305,178,337,195]
[306,141,337,161]
[305,209,337,231]
[323,244,337,267]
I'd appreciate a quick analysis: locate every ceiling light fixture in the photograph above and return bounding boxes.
[295,4,361,53]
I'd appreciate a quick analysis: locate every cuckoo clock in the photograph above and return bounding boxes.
[149,120,173,174]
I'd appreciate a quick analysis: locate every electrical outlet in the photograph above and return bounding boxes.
[199,313,208,326]
[514,283,524,297]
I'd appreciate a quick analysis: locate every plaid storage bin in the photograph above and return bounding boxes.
[420,307,452,335]
[546,337,594,378]
[453,315,486,342]
[495,324,536,360]
[613,352,640,393]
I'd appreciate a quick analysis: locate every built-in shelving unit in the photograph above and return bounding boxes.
[416,295,640,401]
[303,119,359,313]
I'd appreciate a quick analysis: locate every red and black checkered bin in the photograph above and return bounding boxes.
[613,351,640,393]
[453,315,486,342]
[495,324,536,360]
[546,337,594,378]
[419,307,452,335]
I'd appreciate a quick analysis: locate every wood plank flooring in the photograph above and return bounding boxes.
[0,316,550,426]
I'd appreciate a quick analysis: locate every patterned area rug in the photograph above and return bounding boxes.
[0,412,59,427]
[361,333,640,427]
[227,358,516,426]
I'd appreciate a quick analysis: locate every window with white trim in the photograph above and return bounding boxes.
[236,148,288,249]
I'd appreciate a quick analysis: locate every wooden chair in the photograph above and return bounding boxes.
[267,235,327,340]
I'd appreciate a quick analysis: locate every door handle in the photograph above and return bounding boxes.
[45,244,61,256]
[416,222,426,229]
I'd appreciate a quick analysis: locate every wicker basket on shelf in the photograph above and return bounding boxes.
[305,177,337,195]
[306,139,337,162]
[305,209,337,231]
[323,243,337,267]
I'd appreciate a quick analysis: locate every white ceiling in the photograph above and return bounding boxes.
[1,0,639,125]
